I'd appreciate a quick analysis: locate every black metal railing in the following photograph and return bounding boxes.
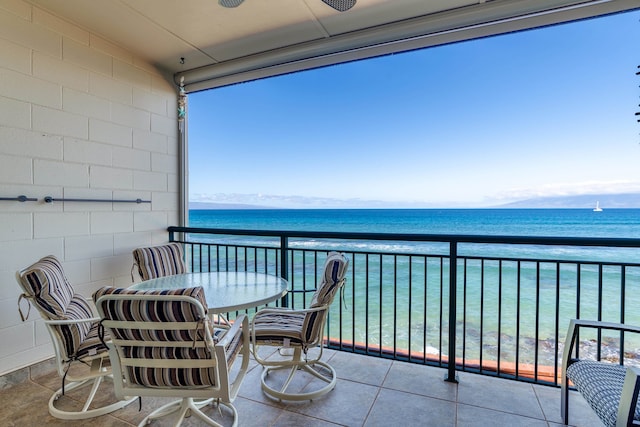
[169,226,640,386]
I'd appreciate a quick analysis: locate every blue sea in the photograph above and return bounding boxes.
[190,208,640,237]
[188,208,640,365]
[190,208,640,262]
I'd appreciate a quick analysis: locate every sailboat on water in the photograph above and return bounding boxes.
[593,201,603,212]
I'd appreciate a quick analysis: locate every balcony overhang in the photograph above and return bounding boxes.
[177,0,640,93]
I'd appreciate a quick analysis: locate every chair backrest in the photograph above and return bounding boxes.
[303,252,349,345]
[94,286,225,392]
[132,242,187,281]
[16,255,99,361]
[310,251,350,308]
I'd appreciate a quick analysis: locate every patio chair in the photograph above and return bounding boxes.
[561,319,640,427]
[251,251,349,401]
[94,285,249,427]
[131,242,186,281]
[16,255,135,420]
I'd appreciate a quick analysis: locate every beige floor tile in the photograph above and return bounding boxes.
[457,403,549,427]
[533,383,605,427]
[284,378,379,426]
[331,351,392,386]
[457,371,545,419]
[1,350,611,427]
[365,387,456,427]
[272,410,343,426]
[382,362,458,401]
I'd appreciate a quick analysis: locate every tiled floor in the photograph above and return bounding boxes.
[0,348,604,426]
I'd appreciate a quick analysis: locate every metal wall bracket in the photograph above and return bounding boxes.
[0,195,37,202]
[43,196,151,204]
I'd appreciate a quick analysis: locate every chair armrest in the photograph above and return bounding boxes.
[44,316,101,326]
[618,366,640,427]
[216,314,247,349]
[253,305,327,319]
[561,319,640,388]
[568,319,640,335]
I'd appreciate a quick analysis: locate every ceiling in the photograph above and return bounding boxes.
[26,0,640,92]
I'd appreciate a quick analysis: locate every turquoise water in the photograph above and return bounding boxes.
[188,208,640,365]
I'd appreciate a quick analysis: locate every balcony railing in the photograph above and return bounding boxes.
[168,226,640,386]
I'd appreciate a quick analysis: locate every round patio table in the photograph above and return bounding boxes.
[129,271,288,313]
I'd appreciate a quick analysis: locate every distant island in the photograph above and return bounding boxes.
[189,193,640,210]
[497,193,640,209]
[189,202,275,210]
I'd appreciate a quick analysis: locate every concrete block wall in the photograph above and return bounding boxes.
[0,0,180,375]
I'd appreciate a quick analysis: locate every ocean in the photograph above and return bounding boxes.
[190,208,640,237]
[190,208,640,263]
[188,208,640,366]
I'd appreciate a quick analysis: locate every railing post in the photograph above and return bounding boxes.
[445,240,459,383]
[280,235,289,307]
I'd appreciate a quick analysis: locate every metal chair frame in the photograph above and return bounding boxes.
[251,251,349,401]
[16,265,135,420]
[95,290,249,427]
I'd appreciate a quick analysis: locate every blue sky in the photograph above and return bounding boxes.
[188,10,640,208]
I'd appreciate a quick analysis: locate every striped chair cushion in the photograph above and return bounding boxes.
[93,285,208,318]
[310,252,349,308]
[20,255,74,319]
[132,243,187,281]
[252,310,307,347]
[94,286,218,388]
[567,360,640,427]
[224,324,244,368]
[18,256,102,359]
[76,318,110,359]
[253,252,348,352]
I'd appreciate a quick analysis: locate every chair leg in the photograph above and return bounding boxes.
[301,363,335,384]
[81,374,102,411]
[141,399,185,424]
[188,398,239,427]
[140,397,237,427]
[259,347,338,401]
[561,377,569,425]
[48,377,136,420]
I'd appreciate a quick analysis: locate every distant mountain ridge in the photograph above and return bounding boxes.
[189,201,275,210]
[189,193,640,210]
[497,193,640,208]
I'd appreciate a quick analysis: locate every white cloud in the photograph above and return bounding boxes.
[489,180,640,202]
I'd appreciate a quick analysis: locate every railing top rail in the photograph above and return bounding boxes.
[168,226,640,248]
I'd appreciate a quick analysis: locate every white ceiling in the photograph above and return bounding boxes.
[25,0,640,91]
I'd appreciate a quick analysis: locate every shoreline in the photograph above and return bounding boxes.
[325,337,640,385]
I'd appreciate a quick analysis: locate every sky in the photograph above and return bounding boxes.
[188,9,640,209]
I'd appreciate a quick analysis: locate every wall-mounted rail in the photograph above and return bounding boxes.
[43,196,150,204]
[0,195,37,202]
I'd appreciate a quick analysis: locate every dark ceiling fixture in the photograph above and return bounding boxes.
[218,0,356,12]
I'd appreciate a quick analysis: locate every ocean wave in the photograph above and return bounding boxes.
[289,239,432,253]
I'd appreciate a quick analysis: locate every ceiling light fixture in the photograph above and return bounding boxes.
[321,0,356,12]
[218,0,244,7]
[218,0,356,12]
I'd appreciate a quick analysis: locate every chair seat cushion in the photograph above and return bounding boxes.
[567,360,640,427]
[76,320,110,359]
[252,310,306,346]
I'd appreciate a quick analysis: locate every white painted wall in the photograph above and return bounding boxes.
[0,1,180,375]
